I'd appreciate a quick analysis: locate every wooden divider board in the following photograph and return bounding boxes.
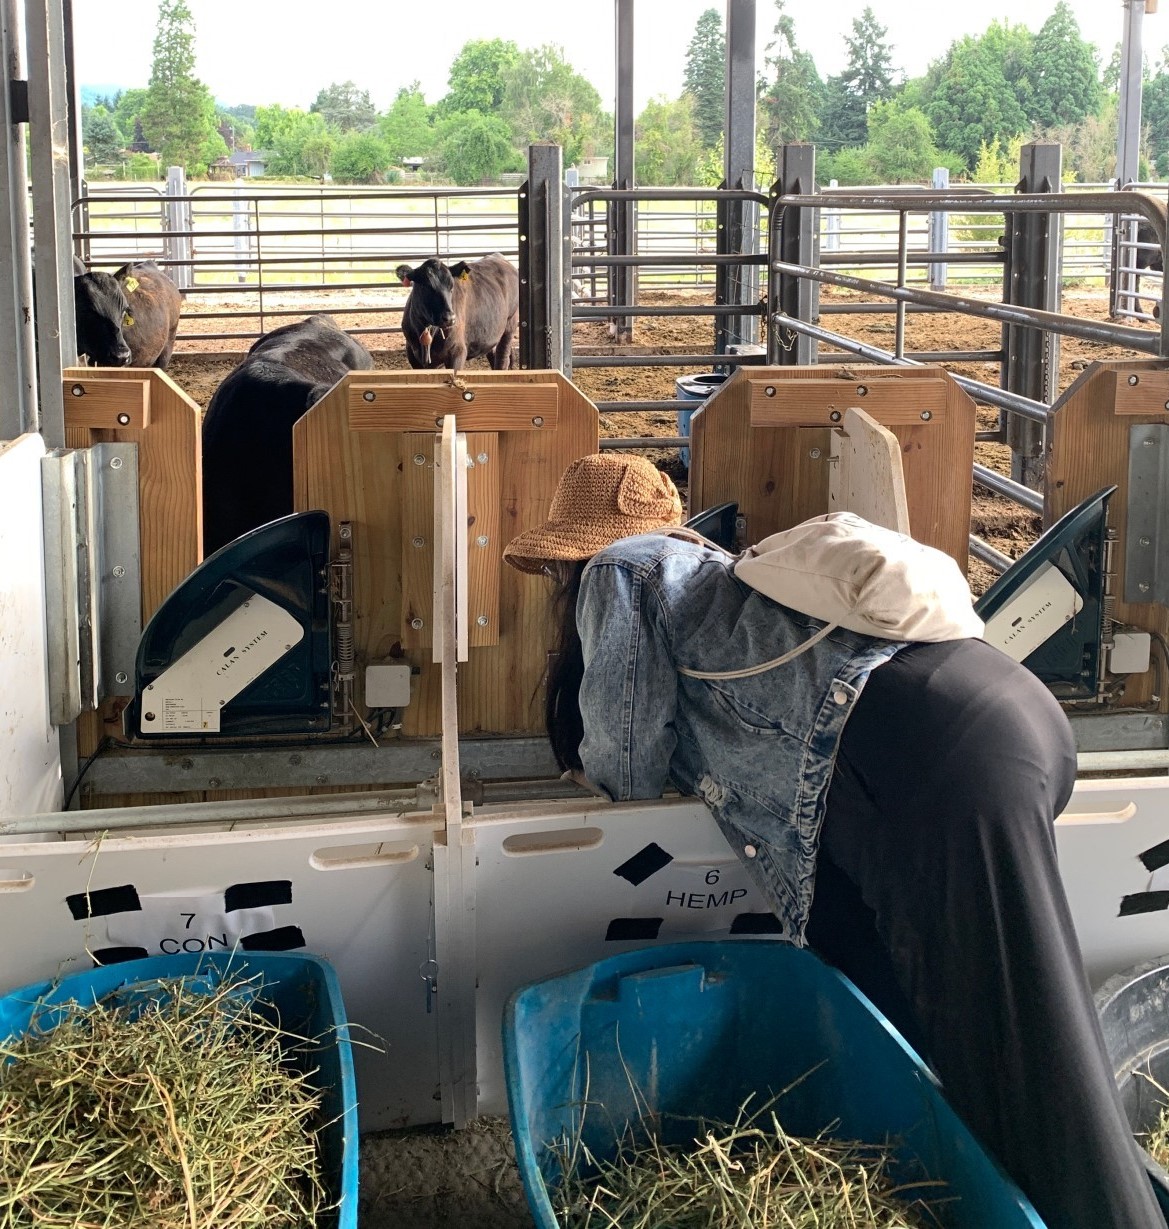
[1047,358,1169,711]
[293,370,598,737]
[690,365,976,569]
[829,407,911,534]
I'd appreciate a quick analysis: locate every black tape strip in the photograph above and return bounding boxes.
[66,884,141,921]
[239,925,306,952]
[604,917,663,942]
[1120,892,1169,917]
[613,842,673,887]
[730,912,784,935]
[224,880,293,913]
[1139,839,1169,873]
[91,946,150,966]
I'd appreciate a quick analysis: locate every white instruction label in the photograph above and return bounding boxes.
[104,892,275,956]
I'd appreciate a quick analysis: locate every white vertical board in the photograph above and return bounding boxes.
[1057,776,1169,987]
[0,813,442,1130]
[0,433,60,816]
[471,797,774,1115]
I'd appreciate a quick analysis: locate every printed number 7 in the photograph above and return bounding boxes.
[181,912,196,930]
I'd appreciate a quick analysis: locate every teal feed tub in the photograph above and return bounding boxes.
[0,951,357,1229]
[503,940,1045,1229]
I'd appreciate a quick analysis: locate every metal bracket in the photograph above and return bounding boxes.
[41,444,141,724]
[1126,423,1169,603]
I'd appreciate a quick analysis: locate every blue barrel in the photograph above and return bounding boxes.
[675,372,729,468]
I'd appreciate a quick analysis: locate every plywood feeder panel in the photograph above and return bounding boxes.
[63,369,204,776]
[689,365,976,570]
[1047,359,1169,711]
[294,370,598,737]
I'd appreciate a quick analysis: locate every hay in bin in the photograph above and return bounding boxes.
[551,1098,942,1229]
[0,970,328,1228]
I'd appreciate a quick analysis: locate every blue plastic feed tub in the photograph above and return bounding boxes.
[503,941,1045,1229]
[0,951,357,1229]
[675,372,729,468]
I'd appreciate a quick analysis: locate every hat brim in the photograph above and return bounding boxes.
[503,511,682,574]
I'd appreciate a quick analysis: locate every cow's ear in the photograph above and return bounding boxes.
[449,261,471,281]
[395,263,413,286]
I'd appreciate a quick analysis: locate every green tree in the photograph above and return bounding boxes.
[330,131,391,183]
[83,105,124,164]
[255,105,334,177]
[441,38,520,115]
[757,0,825,147]
[378,84,435,165]
[821,7,896,150]
[499,45,606,165]
[112,88,149,144]
[1143,51,1169,176]
[683,8,724,148]
[636,95,703,185]
[310,81,377,133]
[1029,1,1101,129]
[140,0,224,174]
[434,109,515,184]
[696,132,776,188]
[217,109,254,151]
[817,146,872,185]
[921,22,1033,168]
[864,99,939,183]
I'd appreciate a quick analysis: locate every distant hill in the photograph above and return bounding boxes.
[80,83,137,106]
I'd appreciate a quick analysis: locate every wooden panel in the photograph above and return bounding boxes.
[1048,358,1169,710]
[748,377,948,426]
[1106,368,1169,416]
[692,365,975,571]
[294,370,598,736]
[829,407,910,533]
[63,376,150,429]
[348,382,559,432]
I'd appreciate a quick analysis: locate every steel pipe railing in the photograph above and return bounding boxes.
[973,463,1044,514]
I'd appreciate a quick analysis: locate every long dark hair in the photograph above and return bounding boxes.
[544,561,587,772]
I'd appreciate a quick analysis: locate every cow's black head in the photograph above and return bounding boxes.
[397,258,469,330]
[74,270,133,366]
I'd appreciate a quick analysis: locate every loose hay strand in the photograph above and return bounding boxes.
[551,1095,944,1229]
[0,970,329,1229]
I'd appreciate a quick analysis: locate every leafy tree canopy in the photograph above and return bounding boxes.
[441,39,521,115]
[500,44,607,165]
[757,0,825,146]
[255,105,333,177]
[864,98,939,183]
[310,81,377,133]
[434,109,517,184]
[636,95,703,185]
[683,8,725,149]
[83,105,124,164]
[1029,1,1101,129]
[330,130,391,183]
[378,83,435,165]
[820,7,897,151]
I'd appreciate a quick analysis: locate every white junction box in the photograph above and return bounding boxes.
[1109,632,1152,675]
[365,662,413,707]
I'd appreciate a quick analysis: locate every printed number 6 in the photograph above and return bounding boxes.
[705,869,720,885]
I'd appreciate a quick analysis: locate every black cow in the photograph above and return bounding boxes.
[395,253,518,373]
[72,258,182,368]
[1134,219,1165,320]
[201,314,374,554]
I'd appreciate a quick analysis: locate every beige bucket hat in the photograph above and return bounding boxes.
[503,454,683,574]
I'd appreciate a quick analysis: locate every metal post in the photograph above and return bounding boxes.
[1002,142,1062,491]
[929,167,950,291]
[610,0,635,342]
[1111,0,1146,317]
[233,179,250,284]
[715,0,759,354]
[0,0,39,440]
[26,0,76,448]
[62,0,84,213]
[165,165,193,290]
[518,142,568,373]
[824,181,840,255]
[769,143,819,365]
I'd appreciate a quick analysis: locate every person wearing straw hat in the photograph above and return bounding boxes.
[504,452,1165,1229]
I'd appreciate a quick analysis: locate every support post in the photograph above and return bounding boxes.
[62,0,84,213]
[1111,0,1147,317]
[769,143,819,365]
[0,0,39,439]
[518,142,568,374]
[1002,142,1062,491]
[929,166,950,291]
[164,165,193,290]
[609,0,635,343]
[715,0,759,354]
[25,0,76,449]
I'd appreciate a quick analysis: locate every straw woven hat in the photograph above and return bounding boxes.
[503,454,683,574]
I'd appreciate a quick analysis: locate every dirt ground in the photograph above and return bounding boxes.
[167,283,1155,597]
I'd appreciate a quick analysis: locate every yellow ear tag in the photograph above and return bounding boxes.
[123,313,134,327]
[123,277,139,293]
[459,270,470,281]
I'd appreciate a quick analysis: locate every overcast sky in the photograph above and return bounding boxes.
[73,1,1152,113]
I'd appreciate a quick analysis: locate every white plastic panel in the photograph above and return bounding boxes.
[1057,776,1169,987]
[0,813,441,1130]
[471,796,773,1115]
[0,433,60,816]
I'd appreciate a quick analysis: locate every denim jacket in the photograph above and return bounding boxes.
[576,532,904,944]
